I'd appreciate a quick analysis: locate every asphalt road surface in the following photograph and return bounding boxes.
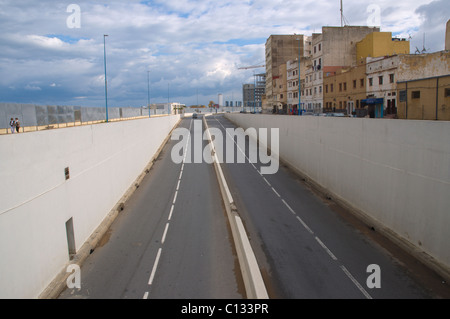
[59,113,450,300]
[206,114,450,299]
[59,116,244,299]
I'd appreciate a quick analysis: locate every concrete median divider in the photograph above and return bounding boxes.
[203,114,268,299]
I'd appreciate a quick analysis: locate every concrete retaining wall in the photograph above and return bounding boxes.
[0,115,180,298]
[226,113,450,277]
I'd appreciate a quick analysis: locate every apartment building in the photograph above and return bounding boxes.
[303,26,380,113]
[286,59,299,113]
[243,84,255,109]
[273,63,288,113]
[365,51,450,118]
[323,64,367,115]
[264,34,311,113]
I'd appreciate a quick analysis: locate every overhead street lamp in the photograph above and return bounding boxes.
[297,38,302,116]
[103,34,109,122]
[147,70,151,118]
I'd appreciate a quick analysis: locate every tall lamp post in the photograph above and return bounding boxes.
[147,70,151,118]
[297,38,302,116]
[103,34,109,122]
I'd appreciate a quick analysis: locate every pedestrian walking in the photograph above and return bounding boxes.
[9,118,15,134]
[15,118,20,133]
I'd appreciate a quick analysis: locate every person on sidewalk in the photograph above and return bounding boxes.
[9,118,15,134]
[15,118,20,133]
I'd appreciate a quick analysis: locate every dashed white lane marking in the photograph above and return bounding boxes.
[271,187,281,198]
[297,216,314,235]
[161,223,170,244]
[172,190,178,204]
[168,204,175,221]
[340,265,373,299]
[148,247,162,285]
[143,118,193,299]
[212,115,372,299]
[315,236,337,261]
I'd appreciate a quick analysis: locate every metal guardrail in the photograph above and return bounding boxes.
[0,102,176,135]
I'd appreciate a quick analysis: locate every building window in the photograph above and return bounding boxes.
[319,44,321,51]
[339,83,342,92]
[389,74,395,84]
[314,46,317,54]
[325,85,328,93]
[411,91,420,99]
[360,78,364,87]
[445,88,450,97]
[343,82,347,91]
[369,78,373,87]
[353,80,357,89]
[331,84,334,92]
[319,86,322,93]
[379,76,383,85]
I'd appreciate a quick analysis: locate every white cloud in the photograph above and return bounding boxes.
[0,0,448,106]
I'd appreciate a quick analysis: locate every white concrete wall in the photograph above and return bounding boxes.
[226,114,450,274]
[0,115,180,298]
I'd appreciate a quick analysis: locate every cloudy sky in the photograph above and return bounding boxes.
[0,0,448,107]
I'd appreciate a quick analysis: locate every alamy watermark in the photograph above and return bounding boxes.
[66,4,81,29]
[171,120,279,175]
[66,264,81,289]
[366,4,381,27]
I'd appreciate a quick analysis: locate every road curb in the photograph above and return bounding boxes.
[203,114,268,299]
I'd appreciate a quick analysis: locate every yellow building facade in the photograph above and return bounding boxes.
[323,64,367,115]
[356,32,410,63]
[397,74,450,121]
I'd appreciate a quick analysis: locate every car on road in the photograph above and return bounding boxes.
[325,112,346,117]
[192,113,198,119]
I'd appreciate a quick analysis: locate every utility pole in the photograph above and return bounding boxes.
[103,34,109,122]
[147,70,151,117]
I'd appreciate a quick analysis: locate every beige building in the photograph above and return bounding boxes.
[264,34,311,113]
[397,74,450,120]
[286,59,299,113]
[446,19,450,51]
[273,63,287,113]
[303,26,380,113]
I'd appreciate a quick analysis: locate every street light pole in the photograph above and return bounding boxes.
[298,38,302,116]
[103,34,109,122]
[147,70,151,118]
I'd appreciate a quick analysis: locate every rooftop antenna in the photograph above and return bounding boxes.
[340,0,350,27]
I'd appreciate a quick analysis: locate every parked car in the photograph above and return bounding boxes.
[192,113,198,119]
[325,112,346,117]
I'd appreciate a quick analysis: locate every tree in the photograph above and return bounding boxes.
[208,101,215,108]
